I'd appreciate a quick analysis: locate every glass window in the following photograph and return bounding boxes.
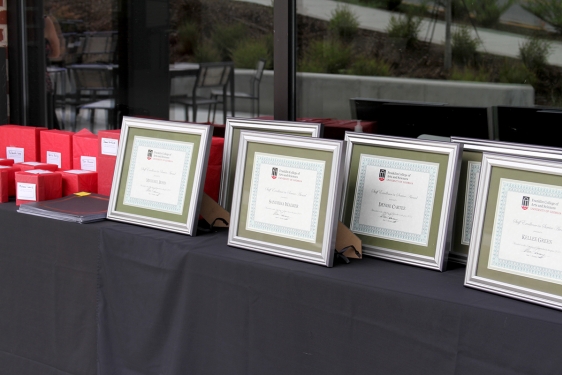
[37,0,274,133]
[295,0,561,139]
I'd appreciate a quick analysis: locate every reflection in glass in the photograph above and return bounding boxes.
[295,0,561,135]
[39,0,274,132]
[169,0,274,125]
[45,0,117,132]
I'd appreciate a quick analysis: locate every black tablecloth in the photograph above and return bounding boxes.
[3,201,562,375]
[0,202,114,375]
[97,222,562,375]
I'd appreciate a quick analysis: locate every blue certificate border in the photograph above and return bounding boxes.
[123,137,193,215]
[351,155,438,246]
[489,179,562,282]
[247,153,325,242]
[462,161,481,245]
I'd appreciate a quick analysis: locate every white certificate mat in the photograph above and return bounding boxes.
[350,155,439,246]
[461,161,481,245]
[246,152,325,243]
[488,179,562,284]
[123,136,194,215]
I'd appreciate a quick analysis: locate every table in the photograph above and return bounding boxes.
[170,63,235,124]
[97,228,562,375]
[2,202,562,375]
[0,202,115,375]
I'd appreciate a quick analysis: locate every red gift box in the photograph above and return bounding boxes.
[0,168,8,202]
[97,130,120,196]
[0,158,14,166]
[97,155,116,196]
[73,129,98,171]
[0,165,20,198]
[14,162,59,172]
[0,125,47,162]
[15,170,62,205]
[61,170,98,196]
[40,129,74,170]
[204,137,224,202]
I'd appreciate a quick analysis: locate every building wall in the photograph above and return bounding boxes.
[0,0,6,47]
[222,70,534,119]
[0,0,7,123]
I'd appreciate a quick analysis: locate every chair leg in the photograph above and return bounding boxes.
[90,109,96,132]
[71,106,78,132]
[61,103,67,130]
[108,109,115,129]
[257,97,260,117]
[223,92,227,124]
[211,94,218,124]
[193,105,197,123]
[212,101,220,124]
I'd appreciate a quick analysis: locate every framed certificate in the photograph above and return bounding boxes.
[107,117,212,235]
[219,118,323,212]
[450,137,562,264]
[341,133,461,271]
[466,153,562,310]
[228,131,345,267]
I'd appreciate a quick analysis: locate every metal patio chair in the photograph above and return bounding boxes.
[210,58,266,121]
[171,61,234,123]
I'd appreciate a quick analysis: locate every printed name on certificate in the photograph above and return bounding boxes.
[488,179,562,285]
[246,152,325,243]
[123,136,194,215]
[350,154,439,246]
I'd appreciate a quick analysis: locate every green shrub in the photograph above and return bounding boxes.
[299,39,353,74]
[177,21,199,55]
[519,37,551,72]
[523,0,562,34]
[193,42,221,63]
[264,33,274,69]
[386,12,422,48]
[450,66,489,82]
[329,4,360,41]
[549,91,562,107]
[499,60,536,85]
[211,23,247,61]
[466,0,515,27]
[348,56,391,76]
[231,38,269,69]
[398,0,430,16]
[298,58,326,73]
[452,26,480,65]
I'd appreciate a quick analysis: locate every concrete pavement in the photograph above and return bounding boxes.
[239,0,562,67]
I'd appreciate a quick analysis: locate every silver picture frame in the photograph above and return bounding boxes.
[341,133,462,271]
[228,131,345,267]
[450,137,562,264]
[219,117,323,212]
[466,153,562,310]
[107,116,212,236]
